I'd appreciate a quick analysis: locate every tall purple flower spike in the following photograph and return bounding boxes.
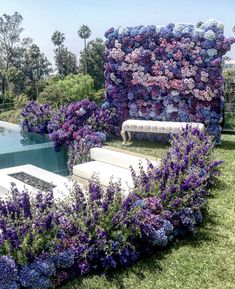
[104,19,235,144]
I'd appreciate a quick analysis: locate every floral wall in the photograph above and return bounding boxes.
[103,19,234,143]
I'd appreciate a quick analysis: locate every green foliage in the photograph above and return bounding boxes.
[78,25,92,75]
[0,12,52,101]
[0,109,21,123]
[196,21,204,28]
[13,93,29,109]
[51,30,65,47]
[224,112,235,129]
[38,83,66,108]
[89,88,105,103]
[78,25,91,40]
[0,12,24,97]
[54,46,78,77]
[79,38,105,89]
[38,74,94,107]
[51,30,78,77]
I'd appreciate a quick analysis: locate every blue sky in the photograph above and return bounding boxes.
[1,0,235,66]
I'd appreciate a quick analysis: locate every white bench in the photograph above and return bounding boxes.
[121,120,205,145]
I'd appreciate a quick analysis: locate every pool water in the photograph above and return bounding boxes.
[0,122,68,175]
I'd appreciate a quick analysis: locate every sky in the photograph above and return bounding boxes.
[1,0,235,67]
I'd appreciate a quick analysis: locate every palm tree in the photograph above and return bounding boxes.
[78,25,91,74]
[51,31,65,76]
[51,31,65,50]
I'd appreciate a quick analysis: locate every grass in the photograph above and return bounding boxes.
[224,113,235,130]
[62,133,235,289]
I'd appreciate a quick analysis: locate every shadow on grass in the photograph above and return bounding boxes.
[126,140,169,149]
[216,139,235,150]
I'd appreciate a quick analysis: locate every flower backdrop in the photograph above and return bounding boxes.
[103,19,235,144]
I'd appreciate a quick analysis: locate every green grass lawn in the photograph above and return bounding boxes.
[62,133,235,289]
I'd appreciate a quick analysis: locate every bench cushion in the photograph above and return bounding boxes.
[122,120,204,133]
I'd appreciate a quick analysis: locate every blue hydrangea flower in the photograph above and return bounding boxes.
[194,210,203,224]
[19,265,40,288]
[32,259,56,277]
[101,255,117,269]
[152,228,168,247]
[0,256,18,285]
[134,199,146,208]
[53,249,75,269]
[0,281,20,289]
[20,264,51,289]
[163,220,174,236]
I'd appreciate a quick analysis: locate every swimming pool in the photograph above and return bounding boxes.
[0,121,68,175]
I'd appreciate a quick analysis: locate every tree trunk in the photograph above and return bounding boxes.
[84,38,87,74]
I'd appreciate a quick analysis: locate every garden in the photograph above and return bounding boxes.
[0,15,235,289]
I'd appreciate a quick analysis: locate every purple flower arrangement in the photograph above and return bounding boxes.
[104,19,235,144]
[47,99,120,171]
[21,101,52,134]
[21,99,120,172]
[0,126,222,288]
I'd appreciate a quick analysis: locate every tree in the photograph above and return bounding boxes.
[51,31,65,49]
[6,42,52,99]
[51,31,78,77]
[78,25,91,74]
[196,21,203,28]
[24,44,52,98]
[0,12,52,101]
[78,38,104,89]
[0,12,23,96]
[54,46,78,77]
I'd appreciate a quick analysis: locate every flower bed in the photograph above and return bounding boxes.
[103,19,235,144]
[0,126,222,289]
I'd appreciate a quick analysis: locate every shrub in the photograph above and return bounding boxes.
[38,74,94,107]
[0,109,21,124]
[14,93,29,109]
[89,88,105,104]
[0,126,222,288]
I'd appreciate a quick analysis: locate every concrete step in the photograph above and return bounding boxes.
[90,147,160,170]
[73,147,161,194]
[73,160,133,193]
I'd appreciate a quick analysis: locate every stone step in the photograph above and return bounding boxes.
[73,147,161,194]
[90,147,160,170]
[73,160,133,193]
